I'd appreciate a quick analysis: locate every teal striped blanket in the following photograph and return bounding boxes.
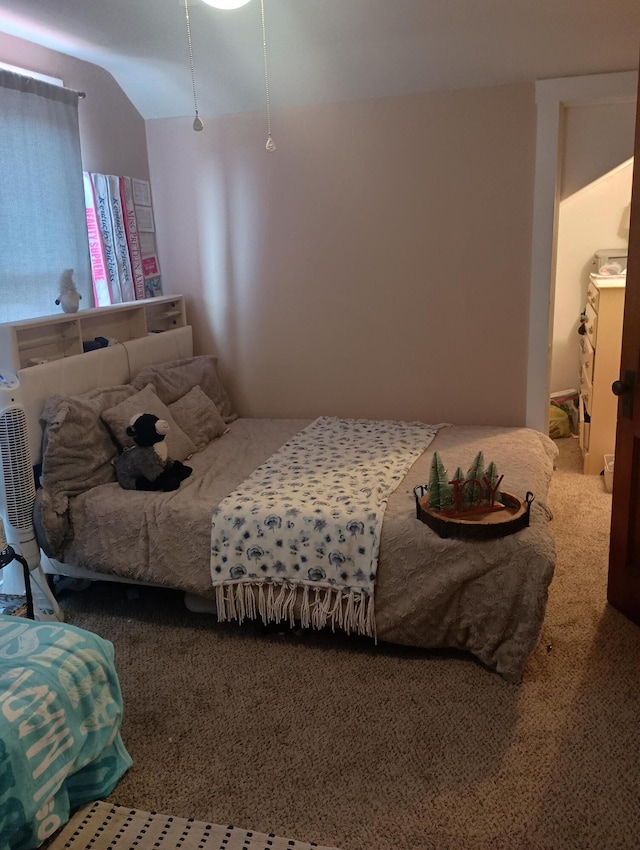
[0,616,132,850]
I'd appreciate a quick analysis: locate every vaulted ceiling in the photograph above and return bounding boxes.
[0,0,639,120]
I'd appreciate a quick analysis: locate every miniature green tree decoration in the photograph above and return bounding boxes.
[415,450,528,539]
[425,451,505,515]
[451,466,467,508]
[428,452,453,511]
[465,451,485,507]
[466,451,484,481]
[483,461,502,504]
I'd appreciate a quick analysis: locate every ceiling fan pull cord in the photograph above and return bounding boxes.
[261,0,275,151]
[184,0,204,131]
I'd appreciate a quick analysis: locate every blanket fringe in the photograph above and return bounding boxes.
[215,581,376,639]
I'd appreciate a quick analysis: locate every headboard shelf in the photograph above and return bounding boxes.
[149,309,183,321]
[0,295,186,372]
[18,333,78,353]
[144,300,186,333]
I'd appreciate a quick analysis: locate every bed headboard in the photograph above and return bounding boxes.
[18,326,193,465]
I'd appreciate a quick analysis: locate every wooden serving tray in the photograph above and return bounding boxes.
[414,489,534,540]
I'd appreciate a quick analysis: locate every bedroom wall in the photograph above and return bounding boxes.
[147,82,536,426]
[0,32,149,178]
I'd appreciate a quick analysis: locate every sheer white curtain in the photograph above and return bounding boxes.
[0,69,93,322]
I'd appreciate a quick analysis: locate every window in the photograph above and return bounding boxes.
[0,68,93,323]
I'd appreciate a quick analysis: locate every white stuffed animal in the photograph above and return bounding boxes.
[55,269,82,313]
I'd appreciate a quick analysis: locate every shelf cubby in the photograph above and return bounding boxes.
[0,295,186,372]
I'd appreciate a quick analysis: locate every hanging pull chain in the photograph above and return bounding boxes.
[260,0,275,151]
[184,0,204,131]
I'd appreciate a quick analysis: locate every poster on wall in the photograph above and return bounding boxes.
[106,175,135,302]
[144,275,163,298]
[91,172,122,303]
[142,254,162,297]
[139,232,156,256]
[120,176,145,299]
[142,255,159,278]
[135,204,155,232]
[132,178,152,207]
[84,172,162,303]
[83,171,111,306]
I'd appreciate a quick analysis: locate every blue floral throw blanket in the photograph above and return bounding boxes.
[210,417,439,637]
[0,617,132,850]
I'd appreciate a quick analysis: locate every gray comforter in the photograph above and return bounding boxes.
[39,420,557,682]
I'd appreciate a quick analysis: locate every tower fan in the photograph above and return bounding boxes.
[0,369,61,620]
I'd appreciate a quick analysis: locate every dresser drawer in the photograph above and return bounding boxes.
[580,366,592,414]
[585,302,598,349]
[579,395,590,452]
[586,279,600,313]
[580,335,595,385]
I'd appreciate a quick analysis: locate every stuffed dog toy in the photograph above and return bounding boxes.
[115,412,192,491]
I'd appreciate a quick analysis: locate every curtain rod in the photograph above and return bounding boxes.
[0,68,87,103]
[53,85,85,100]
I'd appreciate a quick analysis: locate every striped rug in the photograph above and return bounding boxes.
[48,802,343,850]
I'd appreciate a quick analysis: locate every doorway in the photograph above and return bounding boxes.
[525,70,637,435]
[550,154,633,474]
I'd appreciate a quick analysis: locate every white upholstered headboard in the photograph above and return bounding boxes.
[18,325,193,465]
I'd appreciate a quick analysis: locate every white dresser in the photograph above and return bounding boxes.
[579,275,626,474]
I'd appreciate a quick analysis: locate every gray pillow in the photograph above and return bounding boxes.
[101,383,197,462]
[131,355,235,422]
[39,384,137,538]
[168,385,228,452]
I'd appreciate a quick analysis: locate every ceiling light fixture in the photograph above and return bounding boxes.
[200,0,252,9]
[183,0,275,149]
[183,0,203,130]
[260,0,275,151]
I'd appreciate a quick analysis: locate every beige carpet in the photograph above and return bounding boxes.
[48,801,342,850]
[58,436,640,850]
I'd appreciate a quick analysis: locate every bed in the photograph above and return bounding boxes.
[0,615,132,850]
[18,326,557,683]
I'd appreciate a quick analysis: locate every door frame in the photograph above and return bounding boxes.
[526,70,638,434]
